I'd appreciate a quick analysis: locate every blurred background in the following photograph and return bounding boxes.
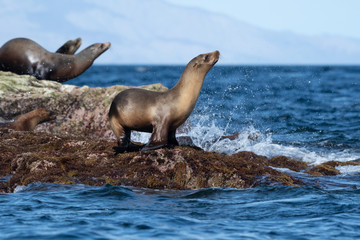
[1,0,360,64]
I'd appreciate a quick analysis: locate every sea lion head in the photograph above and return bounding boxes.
[85,42,111,58]
[56,37,82,55]
[36,109,57,124]
[64,37,82,55]
[189,50,220,73]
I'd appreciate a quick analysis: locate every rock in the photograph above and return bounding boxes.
[268,156,308,172]
[0,71,168,139]
[0,128,303,193]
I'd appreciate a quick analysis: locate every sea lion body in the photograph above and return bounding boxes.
[0,109,56,131]
[0,38,110,82]
[109,50,220,152]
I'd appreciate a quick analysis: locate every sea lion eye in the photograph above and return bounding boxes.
[204,55,209,61]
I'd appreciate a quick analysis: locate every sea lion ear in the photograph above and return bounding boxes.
[193,63,198,68]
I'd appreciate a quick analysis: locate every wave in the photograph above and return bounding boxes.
[131,114,360,174]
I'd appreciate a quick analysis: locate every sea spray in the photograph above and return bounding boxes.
[132,114,360,172]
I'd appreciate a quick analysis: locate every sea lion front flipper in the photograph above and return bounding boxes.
[113,142,145,155]
[127,142,146,152]
[113,146,127,155]
[141,123,169,152]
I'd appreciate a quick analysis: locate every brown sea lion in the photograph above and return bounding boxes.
[56,37,82,55]
[0,38,110,82]
[0,109,56,131]
[109,50,220,153]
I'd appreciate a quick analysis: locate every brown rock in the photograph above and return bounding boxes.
[306,160,360,176]
[0,129,303,192]
[268,156,308,172]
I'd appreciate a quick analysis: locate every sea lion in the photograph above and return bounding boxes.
[0,109,56,131]
[0,38,110,82]
[109,50,220,153]
[55,37,82,55]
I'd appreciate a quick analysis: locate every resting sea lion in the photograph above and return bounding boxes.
[0,109,56,131]
[56,37,82,55]
[0,38,110,82]
[109,50,220,153]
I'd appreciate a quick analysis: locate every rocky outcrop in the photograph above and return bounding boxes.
[0,128,304,193]
[1,71,359,193]
[0,71,167,138]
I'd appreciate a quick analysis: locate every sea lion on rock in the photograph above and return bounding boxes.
[0,109,56,131]
[56,37,82,55]
[109,50,220,153]
[0,38,110,82]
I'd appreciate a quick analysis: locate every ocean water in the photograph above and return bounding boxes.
[1,65,360,239]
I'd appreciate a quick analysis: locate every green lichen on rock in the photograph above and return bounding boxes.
[0,71,62,96]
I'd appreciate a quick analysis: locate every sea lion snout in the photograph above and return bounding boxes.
[48,111,57,120]
[36,109,57,122]
[210,50,220,65]
[89,42,111,52]
[101,42,111,50]
[202,50,220,66]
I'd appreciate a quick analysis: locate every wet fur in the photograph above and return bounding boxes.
[109,50,220,153]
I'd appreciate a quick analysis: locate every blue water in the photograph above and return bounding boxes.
[2,65,360,239]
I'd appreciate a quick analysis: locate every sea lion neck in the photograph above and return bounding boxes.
[73,42,111,71]
[75,47,97,65]
[170,68,205,104]
[169,50,219,97]
[52,44,104,81]
[166,66,207,120]
[76,42,111,59]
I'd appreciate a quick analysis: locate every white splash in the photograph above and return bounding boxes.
[185,115,360,166]
[336,165,360,175]
[14,185,27,193]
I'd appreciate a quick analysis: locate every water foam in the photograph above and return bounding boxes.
[336,165,360,176]
[185,115,360,166]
